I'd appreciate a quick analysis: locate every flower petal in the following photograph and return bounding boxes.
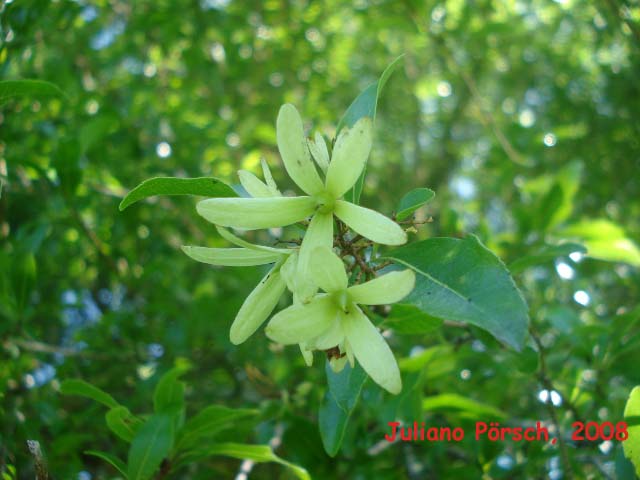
[325,117,372,198]
[329,355,348,373]
[265,294,337,345]
[299,342,313,366]
[343,307,402,394]
[297,212,334,301]
[308,317,344,350]
[197,196,315,230]
[310,246,347,293]
[307,132,330,173]
[334,200,406,245]
[276,104,324,195]
[348,270,415,305]
[215,226,290,254]
[238,170,274,198]
[280,251,300,295]
[181,246,284,266]
[230,264,286,345]
[261,159,281,196]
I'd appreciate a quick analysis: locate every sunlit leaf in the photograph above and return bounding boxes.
[119,177,237,211]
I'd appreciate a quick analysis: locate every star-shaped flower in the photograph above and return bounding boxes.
[182,226,295,345]
[265,246,415,394]
[196,104,407,301]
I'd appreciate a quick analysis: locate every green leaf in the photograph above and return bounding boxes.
[382,303,443,335]
[60,379,119,409]
[338,55,404,204]
[396,188,435,221]
[0,79,65,105]
[176,405,258,450]
[623,386,640,476]
[119,177,237,211]
[184,443,310,480]
[127,413,175,480]
[385,235,530,350]
[318,361,367,457]
[9,251,36,315]
[153,367,187,415]
[85,450,128,477]
[106,406,143,443]
[509,242,586,274]
[558,219,640,266]
[423,393,506,420]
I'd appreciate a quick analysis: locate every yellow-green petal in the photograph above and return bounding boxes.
[276,104,324,195]
[230,264,287,345]
[299,342,314,366]
[181,246,284,266]
[308,132,330,173]
[310,246,347,293]
[238,170,273,198]
[297,212,334,301]
[261,158,281,196]
[215,226,291,254]
[197,196,315,230]
[348,270,415,305]
[265,295,337,345]
[325,117,372,198]
[309,317,344,350]
[329,355,348,373]
[334,200,406,245]
[343,307,402,394]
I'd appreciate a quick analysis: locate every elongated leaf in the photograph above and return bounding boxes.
[338,55,404,204]
[558,219,640,266]
[184,443,310,480]
[60,379,119,409]
[423,393,506,420]
[382,303,443,335]
[319,362,367,457]
[0,79,65,105]
[623,386,640,476]
[106,406,143,443]
[127,413,175,480]
[119,177,237,211]
[385,235,529,350]
[509,242,586,273]
[153,367,187,414]
[85,450,127,477]
[396,188,435,221]
[177,405,258,450]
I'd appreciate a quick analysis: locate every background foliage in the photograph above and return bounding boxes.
[1,0,640,478]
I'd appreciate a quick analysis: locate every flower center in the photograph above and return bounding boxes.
[314,191,335,214]
[331,290,351,312]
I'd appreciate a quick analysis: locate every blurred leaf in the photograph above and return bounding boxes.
[85,450,127,477]
[177,405,258,450]
[119,177,237,211]
[9,251,35,315]
[509,242,586,273]
[153,367,187,415]
[319,361,367,457]
[60,379,119,409]
[106,406,143,443]
[396,188,435,221]
[338,55,404,204]
[127,413,175,480]
[558,219,640,266]
[423,394,506,420]
[382,303,443,335]
[54,138,82,196]
[623,386,640,476]
[184,443,310,480]
[385,235,530,350]
[0,79,65,105]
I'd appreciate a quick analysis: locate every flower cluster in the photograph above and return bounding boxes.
[182,104,415,394]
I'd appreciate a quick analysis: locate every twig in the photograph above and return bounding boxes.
[26,441,48,480]
[530,329,573,480]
